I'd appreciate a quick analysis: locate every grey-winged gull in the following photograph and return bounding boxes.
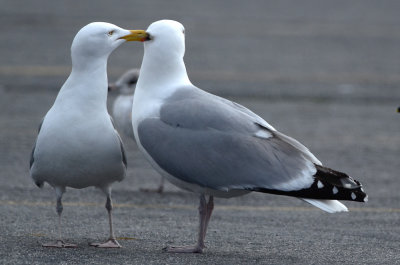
[29,22,148,248]
[109,69,139,139]
[130,20,368,253]
[109,69,165,193]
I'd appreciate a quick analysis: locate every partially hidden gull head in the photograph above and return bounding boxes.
[108,68,140,93]
[71,22,149,62]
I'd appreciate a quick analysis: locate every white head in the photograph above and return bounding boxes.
[135,20,190,89]
[70,22,148,66]
[144,20,186,61]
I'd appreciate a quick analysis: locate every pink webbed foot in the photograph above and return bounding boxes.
[42,240,77,248]
[89,238,121,248]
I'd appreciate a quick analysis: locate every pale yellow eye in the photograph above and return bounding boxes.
[108,30,115,36]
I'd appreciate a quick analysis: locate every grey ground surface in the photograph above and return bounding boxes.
[0,0,399,264]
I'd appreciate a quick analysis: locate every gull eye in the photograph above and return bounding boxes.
[182,29,185,34]
[108,30,115,36]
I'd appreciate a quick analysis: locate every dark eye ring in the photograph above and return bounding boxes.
[108,30,115,36]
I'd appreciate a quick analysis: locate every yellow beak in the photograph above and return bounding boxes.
[119,30,149,42]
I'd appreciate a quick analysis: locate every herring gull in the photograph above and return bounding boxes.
[131,20,368,253]
[109,69,140,139]
[30,22,147,248]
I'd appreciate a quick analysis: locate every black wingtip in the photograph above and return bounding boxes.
[313,165,368,202]
[250,165,368,202]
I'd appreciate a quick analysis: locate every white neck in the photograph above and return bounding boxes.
[136,48,191,97]
[55,55,109,110]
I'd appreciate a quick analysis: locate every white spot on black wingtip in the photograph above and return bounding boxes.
[254,130,272,139]
[343,183,352,188]
[332,187,338,194]
[351,192,356,200]
[317,181,324,189]
[360,187,364,192]
[363,195,368,202]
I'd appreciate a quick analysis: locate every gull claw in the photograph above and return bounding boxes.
[89,238,121,248]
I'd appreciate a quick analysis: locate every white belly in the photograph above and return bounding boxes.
[31,108,125,189]
[112,95,134,139]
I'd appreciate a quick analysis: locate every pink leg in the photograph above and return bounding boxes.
[42,187,77,248]
[163,194,214,253]
[202,196,214,244]
[90,188,121,248]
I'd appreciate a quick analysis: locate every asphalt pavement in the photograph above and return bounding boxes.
[0,1,399,264]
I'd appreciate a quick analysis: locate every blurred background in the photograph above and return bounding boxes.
[2,0,400,99]
[0,0,399,264]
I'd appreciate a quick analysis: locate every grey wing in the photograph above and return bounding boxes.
[138,89,316,192]
[215,92,321,165]
[117,133,127,169]
[30,119,44,187]
[217,96,276,131]
[110,115,127,168]
[30,119,43,169]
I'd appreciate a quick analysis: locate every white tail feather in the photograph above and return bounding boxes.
[302,199,348,213]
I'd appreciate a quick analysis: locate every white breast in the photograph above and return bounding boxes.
[112,94,134,138]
